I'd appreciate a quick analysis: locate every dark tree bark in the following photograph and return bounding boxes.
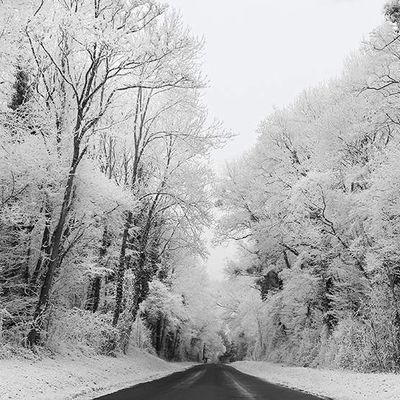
[86,276,102,313]
[172,328,181,360]
[86,227,110,313]
[27,135,85,346]
[113,211,133,327]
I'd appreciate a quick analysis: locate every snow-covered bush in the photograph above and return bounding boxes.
[48,309,119,356]
[321,319,375,371]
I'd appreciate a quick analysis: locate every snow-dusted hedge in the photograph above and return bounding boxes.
[48,309,119,355]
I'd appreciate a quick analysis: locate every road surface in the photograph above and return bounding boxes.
[94,363,327,400]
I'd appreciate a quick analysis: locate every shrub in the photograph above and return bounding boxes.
[48,309,119,355]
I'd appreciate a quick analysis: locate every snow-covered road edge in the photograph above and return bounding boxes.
[0,349,195,400]
[70,364,194,400]
[232,361,400,400]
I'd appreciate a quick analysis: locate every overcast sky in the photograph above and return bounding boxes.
[167,0,387,280]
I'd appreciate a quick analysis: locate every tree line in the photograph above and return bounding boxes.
[0,0,225,361]
[217,2,400,372]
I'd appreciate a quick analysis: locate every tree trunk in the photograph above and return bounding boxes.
[27,159,79,346]
[113,211,133,327]
[23,236,32,285]
[158,316,166,356]
[119,282,141,354]
[86,227,110,313]
[160,323,168,358]
[171,328,180,360]
[29,202,51,293]
[86,276,101,313]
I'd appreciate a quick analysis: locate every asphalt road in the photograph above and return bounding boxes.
[94,363,327,400]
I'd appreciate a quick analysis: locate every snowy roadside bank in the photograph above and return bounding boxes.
[0,349,194,400]
[232,361,400,400]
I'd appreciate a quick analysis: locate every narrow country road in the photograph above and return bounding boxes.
[94,364,326,400]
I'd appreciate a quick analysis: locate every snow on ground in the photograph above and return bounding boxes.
[0,348,194,400]
[232,361,400,400]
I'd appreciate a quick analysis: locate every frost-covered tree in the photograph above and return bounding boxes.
[0,0,225,356]
[141,255,224,361]
[217,9,400,371]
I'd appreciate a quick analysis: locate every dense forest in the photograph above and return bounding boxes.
[217,0,400,373]
[0,0,226,361]
[3,0,400,376]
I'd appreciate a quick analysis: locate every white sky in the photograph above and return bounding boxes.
[167,0,387,280]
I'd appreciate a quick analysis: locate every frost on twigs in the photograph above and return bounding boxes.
[0,0,226,361]
[215,17,400,372]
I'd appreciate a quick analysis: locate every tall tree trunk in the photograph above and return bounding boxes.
[172,328,181,360]
[23,239,32,285]
[86,276,101,313]
[27,156,80,346]
[160,322,168,358]
[29,201,51,293]
[157,316,166,356]
[113,211,133,327]
[388,269,400,366]
[118,250,155,352]
[86,227,109,313]
[119,286,142,354]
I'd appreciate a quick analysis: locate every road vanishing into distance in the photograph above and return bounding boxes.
[95,364,327,400]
